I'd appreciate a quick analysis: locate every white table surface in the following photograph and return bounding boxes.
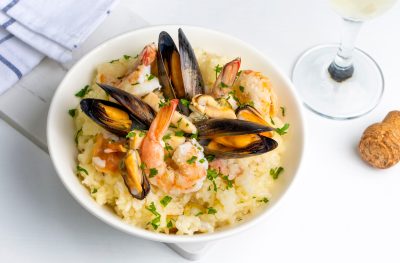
[1,0,400,262]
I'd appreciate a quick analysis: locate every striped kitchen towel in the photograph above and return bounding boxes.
[0,0,117,94]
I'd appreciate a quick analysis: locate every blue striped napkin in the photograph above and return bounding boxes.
[0,0,117,94]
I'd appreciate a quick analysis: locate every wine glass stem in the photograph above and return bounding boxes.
[328,18,363,82]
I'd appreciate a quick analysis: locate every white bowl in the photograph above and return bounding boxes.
[47,25,305,244]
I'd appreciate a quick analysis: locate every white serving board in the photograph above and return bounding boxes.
[0,2,214,260]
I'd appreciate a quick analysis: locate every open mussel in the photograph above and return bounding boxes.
[178,28,205,99]
[157,29,205,115]
[97,83,155,127]
[196,118,274,139]
[203,135,278,159]
[236,105,273,137]
[80,99,147,136]
[121,149,150,199]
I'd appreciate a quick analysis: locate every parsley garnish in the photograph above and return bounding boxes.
[91,188,98,194]
[270,166,284,180]
[77,165,88,175]
[207,207,217,215]
[74,128,82,144]
[75,85,90,97]
[219,82,228,88]
[199,158,206,163]
[158,99,170,108]
[68,109,76,117]
[205,155,215,162]
[164,143,173,152]
[275,123,289,135]
[162,134,172,141]
[222,175,233,189]
[139,131,146,137]
[207,169,219,192]
[175,130,185,137]
[146,74,155,81]
[180,98,190,107]
[146,202,161,230]
[280,106,286,117]
[214,64,223,79]
[160,196,172,207]
[190,132,198,139]
[123,54,131,60]
[169,124,177,129]
[109,59,119,63]
[140,162,147,170]
[258,197,269,203]
[167,220,173,228]
[195,211,204,216]
[149,168,158,178]
[239,85,245,92]
[186,156,197,164]
[126,131,136,138]
[270,117,275,125]
[237,70,242,77]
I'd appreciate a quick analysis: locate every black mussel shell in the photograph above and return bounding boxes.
[97,83,155,127]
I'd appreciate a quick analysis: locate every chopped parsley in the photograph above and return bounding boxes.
[280,106,286,117]
[146,74,155,81]
[270,166,284,180]
[162,134,172,141]
[146,202,161,230]
[222,175,233,189]
[275,123,289,135]
[75,85,90,97]
[126,131,136,138]
[207,168,219,192]
[164,143,173,152]
[205,154,215,162]
[169,124,177,129]
[237,70,242,77]
[175,130,185,137]
[91,188,98,194]
[239,85,245,92]
[109,59,119,63]
[199,158,206,163]
[160,196,172,207]
[167,220,173,228]
[270,117,275,125]
[219,82,228,88]
[195,211,204,216]
[68,109,76,117]
[207,207,217,215]
[123,54,131,60]
[139,131,146,137]
[140,162,147,170]
[158,99,170,108]
[149,168,158,178]
[190,132,198,139]
[186,156,197,164]
[180,98,190,107]
[77,165,88,175]
[214,64,223,79]
[258,197,269,203]
[74,128,82,144]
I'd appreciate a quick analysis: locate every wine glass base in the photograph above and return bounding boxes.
[292,44,384,120]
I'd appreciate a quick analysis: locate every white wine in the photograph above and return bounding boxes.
[330,0,397,21]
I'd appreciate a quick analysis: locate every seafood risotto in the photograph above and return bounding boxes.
[71,29,289,235]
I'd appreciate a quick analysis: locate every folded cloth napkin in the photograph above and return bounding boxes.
[0,0,116,94]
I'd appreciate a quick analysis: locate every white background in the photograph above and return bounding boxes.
[1,0,400,262]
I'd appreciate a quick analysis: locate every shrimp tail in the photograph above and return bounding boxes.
[149,99,179,140]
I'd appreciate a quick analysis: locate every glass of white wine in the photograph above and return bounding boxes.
[292,0,397,119]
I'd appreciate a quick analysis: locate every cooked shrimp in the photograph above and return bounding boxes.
[140,99,208,195]
[232,70,277,117]
[118,43,161,97]
[211,58,241,98]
